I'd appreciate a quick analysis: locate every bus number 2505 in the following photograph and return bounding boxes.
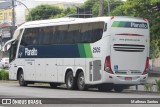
[93,47,101,53]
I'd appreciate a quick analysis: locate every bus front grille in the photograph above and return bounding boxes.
[113,44,145,52]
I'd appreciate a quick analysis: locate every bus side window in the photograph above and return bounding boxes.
[80,23,89,43]
[68,24,79,44]
[20,29,30,46]
[42,27,52,45]
[50,26,56,44]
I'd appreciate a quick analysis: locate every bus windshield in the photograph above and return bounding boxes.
[9,29,23,62]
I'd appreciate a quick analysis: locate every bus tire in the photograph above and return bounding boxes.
[114,85,124,92]
[66,71,76,90]
[50,83,58,88]
[98,84,113,92]
[77,72,87,91]
[18,71,27,86]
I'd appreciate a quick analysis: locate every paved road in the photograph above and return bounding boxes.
[0,81,160,98]
[0,81,160,107]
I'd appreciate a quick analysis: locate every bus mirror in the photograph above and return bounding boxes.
[2,39,15,52]
[2,42,11,52]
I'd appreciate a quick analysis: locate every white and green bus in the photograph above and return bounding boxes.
[3,16,150,92]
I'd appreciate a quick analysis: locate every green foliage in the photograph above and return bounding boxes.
[0,70,9,80]
[144,83,153,91]
[26,4,63,21]
[155,79,160,92]
[81,0,97,9]
[150,39,160,58]
[81,0,124,16]
[51,7,77,18]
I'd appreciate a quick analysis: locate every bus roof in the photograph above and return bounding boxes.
[18,16,147,29]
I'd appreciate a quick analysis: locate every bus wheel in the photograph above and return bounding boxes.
[98,84,113,92]
[18,71,27,86]
[66,71,76,90]
[50,83,58,88]
[77,72,87,91]
[114,85,124,92]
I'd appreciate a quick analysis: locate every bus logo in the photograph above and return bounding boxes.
[25,48,38,56]
[131,22,148,29]
[112,21,148,29]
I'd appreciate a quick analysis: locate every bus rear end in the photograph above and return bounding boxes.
[105,17,149,85]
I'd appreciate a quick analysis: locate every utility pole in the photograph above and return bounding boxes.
[99,0,104,16]
[108,0,110,16]
[12,0,15,26]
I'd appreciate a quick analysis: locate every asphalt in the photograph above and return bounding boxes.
[0,77,160,92]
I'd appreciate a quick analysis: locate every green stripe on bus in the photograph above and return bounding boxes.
[84,44,93,58]
[112,21,120,27]
[78,44,86,57]
[119,21,126,27]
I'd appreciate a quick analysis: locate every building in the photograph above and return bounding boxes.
[0,9,12,25]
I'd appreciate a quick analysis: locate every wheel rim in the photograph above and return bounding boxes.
[67,75,73,87]
[79,73,84,88]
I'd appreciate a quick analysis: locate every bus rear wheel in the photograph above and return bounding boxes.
[66,71,76,90]
[18,71,27,86]
[114,85,124,92]
[77,72,87,91]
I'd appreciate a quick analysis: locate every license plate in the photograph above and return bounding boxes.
[125,77,132,80]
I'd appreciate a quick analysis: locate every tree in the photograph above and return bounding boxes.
[99,0,104,16]
[51,7,76,18]
[81,0,124,17]
[26,4,62,21]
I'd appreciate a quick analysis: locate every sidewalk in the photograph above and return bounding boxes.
[129,77,160,92]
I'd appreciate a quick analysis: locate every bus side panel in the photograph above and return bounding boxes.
[57,58,63,83]
[45,58,57,82]
[9,59,24,80]
[24,59,36,81]
[85,58,93,84]
[62,58,75,83]
[74,58,85,77]
[35,59,45,81]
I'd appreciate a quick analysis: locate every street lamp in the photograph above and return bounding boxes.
[15,0,32,21]
[12,0,15,26]
[12,0,32,25]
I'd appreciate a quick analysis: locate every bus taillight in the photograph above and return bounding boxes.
[142,57,149,75]
[104,56,114,74]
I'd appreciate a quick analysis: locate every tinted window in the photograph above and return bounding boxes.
[21,28,39,46]
[20,22,104,45]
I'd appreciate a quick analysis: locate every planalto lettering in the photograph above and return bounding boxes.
[25,48,38,56]
[131,22,148,29]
